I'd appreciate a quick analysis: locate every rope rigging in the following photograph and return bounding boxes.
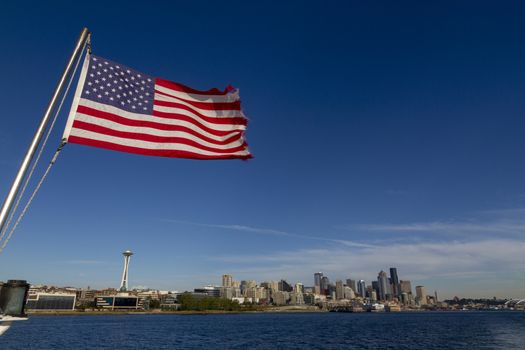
[0,41,88,254]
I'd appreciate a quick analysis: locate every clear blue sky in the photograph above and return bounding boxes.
[1,1,525,299]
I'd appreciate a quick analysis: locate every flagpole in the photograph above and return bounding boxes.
[0,27,90,236]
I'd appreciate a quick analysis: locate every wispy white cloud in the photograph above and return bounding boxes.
[197,223,292,237]
[162,219,374,248]
[341,216,525,238]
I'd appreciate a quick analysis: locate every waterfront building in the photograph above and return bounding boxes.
[357,280,366,298]
[137,290,161,300]
[290,290,305,305]
[303,293,316,305]
[295,282,304,294]
[96,295,140,310]
[272,291,290,306]
[222,274,233,287]
[246,286,267,301]
[389,268,399,298]
[245,287,257,301]
[194,285,221,298]
[26,293,76,310]
[370,290,377,302]
[160,296,180,310]
[335,280,344,300]
[378,271,389,301]
[240,280,257,296]
[158,292,177,302]
[259,282,273,298]
[344,286,355,299]
[220,286,235,299]
[416,286,427,306]
[76,288,96,307]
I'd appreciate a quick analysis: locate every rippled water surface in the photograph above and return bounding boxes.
[1,312,525,349]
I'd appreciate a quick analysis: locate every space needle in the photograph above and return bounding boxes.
[119,250,133,292]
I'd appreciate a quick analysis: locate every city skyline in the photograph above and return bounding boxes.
[1,2,525,300]
[27,268,524,314]
[19,261,522,301]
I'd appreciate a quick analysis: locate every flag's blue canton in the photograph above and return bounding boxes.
[81,55,155,115]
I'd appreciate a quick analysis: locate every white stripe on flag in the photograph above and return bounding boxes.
[69,128,251,157]
[74,113,245,149]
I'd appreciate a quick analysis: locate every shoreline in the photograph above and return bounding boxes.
[27,307,326,316]
[25,309,523,316]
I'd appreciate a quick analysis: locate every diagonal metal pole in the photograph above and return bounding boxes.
[0,27,90,236]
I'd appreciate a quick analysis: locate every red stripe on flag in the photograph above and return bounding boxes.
[68,136,252,160]
[72,120,248,154]
[76,104,242,141]
[156,78,235,96]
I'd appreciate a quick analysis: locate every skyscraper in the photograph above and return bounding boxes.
[278,279,293,292]
[372,281,379,296]
[295,282,304,294]
[314,272,323,295]
[321,276,329,295]
[292,283,304,305]
[346,279,356,293]
[335,280,344,300]
[416,286,427,305]
[377,270,389,301]
[222,274,233,287]
[389,267,399,298]
[357,280,366,298]
[399,280,412,295]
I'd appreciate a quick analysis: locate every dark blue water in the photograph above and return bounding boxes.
[1,312,525,349]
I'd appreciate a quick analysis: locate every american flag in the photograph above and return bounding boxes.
[63,54,251,160]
